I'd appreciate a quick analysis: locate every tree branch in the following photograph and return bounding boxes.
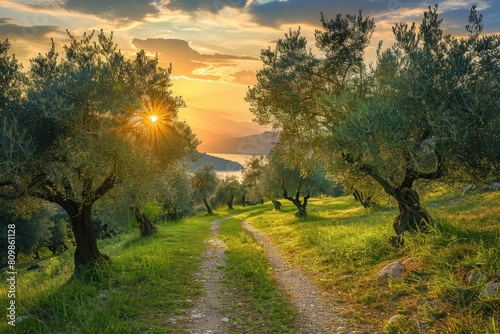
[90,172,117,204]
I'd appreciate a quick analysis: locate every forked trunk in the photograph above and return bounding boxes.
[393,187,430,236]
[281,183,309,217]
[203,197,213,214]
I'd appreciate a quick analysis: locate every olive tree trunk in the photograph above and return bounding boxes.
[71,204,107,272]
[202,197,213,214]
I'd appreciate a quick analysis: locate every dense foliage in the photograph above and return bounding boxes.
[0,31,198,272]
[246,5,499,238]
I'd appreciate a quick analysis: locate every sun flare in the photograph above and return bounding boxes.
[150,115,158,123]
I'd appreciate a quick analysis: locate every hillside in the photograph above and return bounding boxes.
[190,152,243,171]
[198,132,278,155]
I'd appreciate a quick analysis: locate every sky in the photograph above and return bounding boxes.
[1,0,499,146]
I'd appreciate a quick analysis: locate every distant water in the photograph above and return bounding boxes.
[207,153,265,166]
[207,153,264,181]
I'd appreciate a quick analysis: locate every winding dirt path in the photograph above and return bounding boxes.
[183,215,371,333]
[242,220,371,334]
[185,216,233,334]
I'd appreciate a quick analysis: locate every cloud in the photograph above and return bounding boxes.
[132,38,258,83]
[0,17,62,38]
[0,18,65,63]
[248,0,409,28]
[232,70,256,84]
[164,0,248,14]
[33,0,161,23]
[247,0,499,32]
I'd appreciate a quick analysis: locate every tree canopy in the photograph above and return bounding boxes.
[246,5,499,237]
[0,30,198,272]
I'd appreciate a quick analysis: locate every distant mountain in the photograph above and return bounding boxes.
[192,127,233,144]
[179,105,265,139]
[190,153,243,171]
[199,132,278,155]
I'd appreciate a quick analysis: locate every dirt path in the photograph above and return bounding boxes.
[182,216,370,333]
[243,220,371,334]
[184,216,234,334]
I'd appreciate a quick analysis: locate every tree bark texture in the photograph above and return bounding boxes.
[392,187,430,235]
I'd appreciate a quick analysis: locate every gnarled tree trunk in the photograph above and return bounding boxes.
[281,183,309,217]
[33,173,116,277]
[393,187,430,235]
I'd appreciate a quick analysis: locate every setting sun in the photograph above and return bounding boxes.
[150,115,158,123]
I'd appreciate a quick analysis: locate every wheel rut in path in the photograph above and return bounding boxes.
[184,215,234,334]
[243,220,371,334]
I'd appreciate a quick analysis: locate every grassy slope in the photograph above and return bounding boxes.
[0,213,216,334]
[0,208,296,333]
[1,189,498,333]
[246,189,499,333]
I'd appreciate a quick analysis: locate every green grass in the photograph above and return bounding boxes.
[0,213,218,334]
[246,190,500,333]
[218,211,297,333]
[1,189,498,333]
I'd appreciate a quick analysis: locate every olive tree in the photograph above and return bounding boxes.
[191,163,218,214]
[246,12,375,170]
[212,175,244,210]
[259,153,333,217]
[0,31,198,274]
[247,6,499,239]
[329,5,499,238]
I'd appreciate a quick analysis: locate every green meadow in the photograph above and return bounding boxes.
[1,189,498,333]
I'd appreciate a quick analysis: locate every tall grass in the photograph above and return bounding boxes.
[1,190,497,333]
[246,191,499,333]
[0,213,216,334]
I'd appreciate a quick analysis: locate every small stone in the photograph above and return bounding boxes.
[389,314,405,323]
[98,293,107,299]
[192,313,204,319]
[221,317,229,322]
[388,293,398,301]
[419,323,430,331]
[377,262,404,280]
[481,283,500,297]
